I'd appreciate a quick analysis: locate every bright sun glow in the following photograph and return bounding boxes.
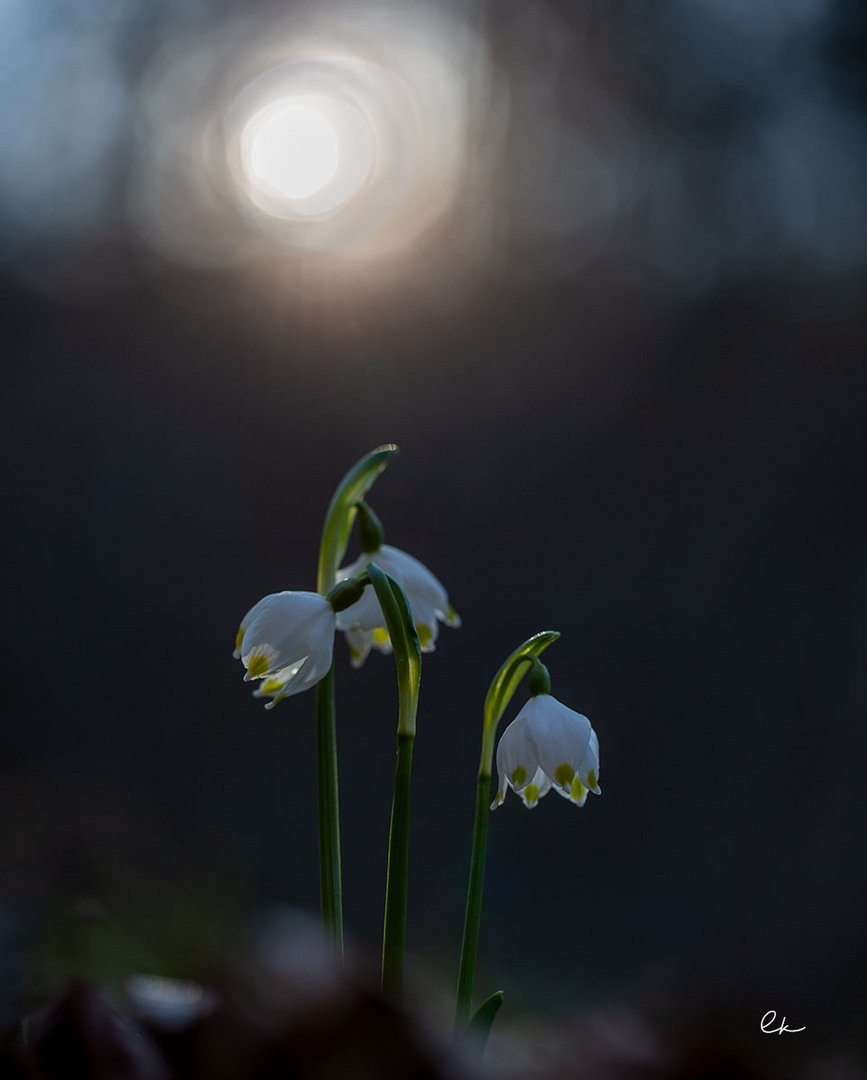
[139,7,490,260]
[243,100,339,201]
[237,91,376,221]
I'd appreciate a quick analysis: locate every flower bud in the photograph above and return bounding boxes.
[326,576,368,613]
[356,500,386,554]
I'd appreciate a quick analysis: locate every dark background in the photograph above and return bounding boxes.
[2,0,866,1065]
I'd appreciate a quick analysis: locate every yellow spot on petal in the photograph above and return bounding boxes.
[246,654,270,678]
[571,776,587,802]
[523,784,540,806]
[553,763,575,789]
[372,627,390,647]
[510,766,527,787]
[446,604,461,626]
[417,624,433,648]
[586,768,600,793]
[234,626,245,652]
[260,678,283,695]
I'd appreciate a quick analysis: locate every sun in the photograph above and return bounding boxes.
[241,99,340,203]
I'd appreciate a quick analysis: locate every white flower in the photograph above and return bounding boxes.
[233,591,335,707]
[334,544,460,667]
[491,694,601,810]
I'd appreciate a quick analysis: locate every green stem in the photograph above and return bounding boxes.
[381,731,414,993]
[315,667,343,956]
[454,630,560,1031]
[454,772,491,1027]
[312,446,397,953]
[366,563,422,996]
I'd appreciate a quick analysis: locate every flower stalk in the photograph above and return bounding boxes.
[382,730,414,992]
[314,666,342,951]
[367,562,422,995]
[314,445,399,954]
[454,631,560,1029]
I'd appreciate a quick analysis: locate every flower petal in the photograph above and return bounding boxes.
[233,591,283,658]
[239,591,334,686]
[580,728,601,792]
[522,694,595,793]
[252,657,308,701]
[344,627,372,669]
[334,584,383,633]
[552,773,589,806]
[335,545,459,648]
[519,768,553,809]
[375,545,451,614]
[495,707,540,803]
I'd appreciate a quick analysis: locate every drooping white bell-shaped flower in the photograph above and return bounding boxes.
[335,544,460,667]
[233,591,335,706]
[491,693,601,810]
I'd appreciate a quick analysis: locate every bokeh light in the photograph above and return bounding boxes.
[242,100,341,205]
[124,2,496,281]
[230,69,379,226]
[0,0,865,298]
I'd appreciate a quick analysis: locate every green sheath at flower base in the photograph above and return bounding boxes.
[480,631,561,779]
[367,562,422,996]
[455,630,560,1032]
[367,563,421,738]
[317,445,399,594]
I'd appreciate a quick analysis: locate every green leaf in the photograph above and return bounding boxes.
[480,630,560,775]
[367,563,421,736]
[368,562,422,994]
[468,990,504,1049]
[316,445,399,594]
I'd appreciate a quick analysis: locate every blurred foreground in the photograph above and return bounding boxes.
[3,914,865,1080]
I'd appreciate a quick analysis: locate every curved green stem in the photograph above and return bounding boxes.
[314,446,398,951]
[367,562,422,996]
[454,631,560,1030]
[317,446,398,596]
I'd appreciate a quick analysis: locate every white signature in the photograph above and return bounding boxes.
[761,1010,805,1035]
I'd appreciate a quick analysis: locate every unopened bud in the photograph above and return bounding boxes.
[357,500,385,554]
[527,658,551,697]
[327,576,369,612]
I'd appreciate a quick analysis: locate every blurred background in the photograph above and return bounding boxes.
[2,0,866,1071]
